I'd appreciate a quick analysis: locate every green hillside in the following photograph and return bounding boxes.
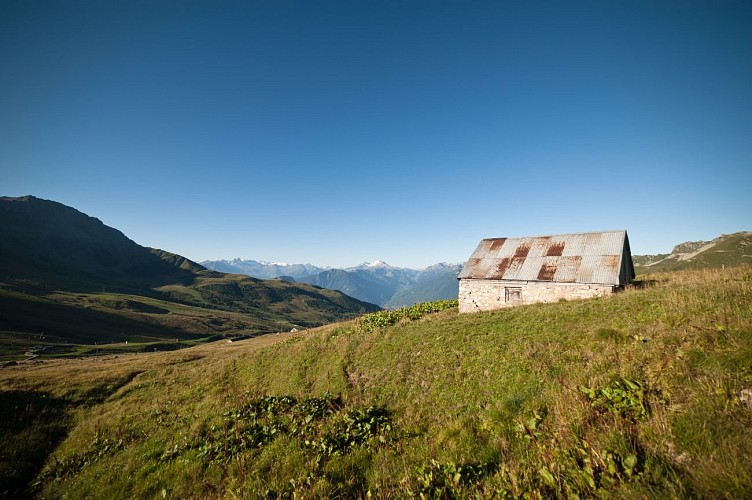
[2,266,750,497]
[634,231,752,274]
[0,272,377,359]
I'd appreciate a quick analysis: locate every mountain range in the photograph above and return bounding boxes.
[0,196,378,352]
[201,259,328,280]
[201,258,463,308]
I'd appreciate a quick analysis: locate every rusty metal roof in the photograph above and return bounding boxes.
[458,230,634,285]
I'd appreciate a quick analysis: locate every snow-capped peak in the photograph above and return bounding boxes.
[364,260,390,268]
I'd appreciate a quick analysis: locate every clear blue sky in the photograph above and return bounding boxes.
[2,0,750,268]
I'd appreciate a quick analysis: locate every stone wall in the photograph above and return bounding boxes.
[458,279,615,313]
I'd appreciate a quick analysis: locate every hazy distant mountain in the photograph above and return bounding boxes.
[298,261,417,307]
[201,258,462,308]
[0,196,379,344]
[299,261,462,308]
[201,259,327,280]
[384,263,463,309]
[633,232,752,274]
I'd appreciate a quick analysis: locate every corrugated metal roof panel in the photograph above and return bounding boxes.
[467,239,497,260]
[458,230,631,285]
[553,256,583,283]
[560,234,585,256]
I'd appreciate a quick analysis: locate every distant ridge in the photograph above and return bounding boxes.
[201,258,328,280]
[633,231,752,274]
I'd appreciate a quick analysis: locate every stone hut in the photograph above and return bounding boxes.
[458,230,635,313]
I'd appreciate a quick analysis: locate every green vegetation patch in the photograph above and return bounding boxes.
[580,377,649,421]
[197,395,394,464]
[357,299,458,330]
[41,393,397,499]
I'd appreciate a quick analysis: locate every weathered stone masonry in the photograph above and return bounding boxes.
[458,279,615,313]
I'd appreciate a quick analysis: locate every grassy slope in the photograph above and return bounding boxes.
[162,271,379,325]
[634,232,752,274]
[1,266,751,498]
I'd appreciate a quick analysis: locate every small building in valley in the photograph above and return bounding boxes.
[458,230,635,313]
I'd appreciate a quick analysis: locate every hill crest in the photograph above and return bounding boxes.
[633,231,752,273]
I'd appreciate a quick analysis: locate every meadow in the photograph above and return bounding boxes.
[1,266,750,498]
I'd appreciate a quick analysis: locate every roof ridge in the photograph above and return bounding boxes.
[482,229,626,241]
